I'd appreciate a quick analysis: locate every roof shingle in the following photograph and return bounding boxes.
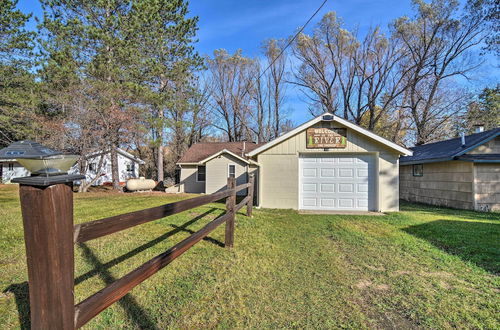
[178,142,264,164]
[400,128,500,164]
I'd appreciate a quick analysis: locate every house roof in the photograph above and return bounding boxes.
[177,142,264,164]
[87,148,145,164]
[247,113,412,157]
[400,128,500,165]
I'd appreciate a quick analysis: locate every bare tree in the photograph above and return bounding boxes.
[393,0,486,144]
[206,49,254,141]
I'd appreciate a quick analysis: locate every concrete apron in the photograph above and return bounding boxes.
[298,210,386,216]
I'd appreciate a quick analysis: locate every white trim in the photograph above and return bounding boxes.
[247,113,413,157]
[86,148,145,165]
[178,151,261,167]
[196,165,206,182]
[177,162,201,166]
[227,163,236,178]
[199,149,250,165]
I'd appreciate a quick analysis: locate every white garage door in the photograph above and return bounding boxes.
[299,154,375,211]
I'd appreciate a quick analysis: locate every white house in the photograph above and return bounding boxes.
[0,148,145,185]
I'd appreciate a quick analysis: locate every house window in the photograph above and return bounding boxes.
[413,164,423,177]
[197,166,206,182]
[126,163,135,172]
[228,164,236,178]
[175,168,181,184]
[8,163,14,171]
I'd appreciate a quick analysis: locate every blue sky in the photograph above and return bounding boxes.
[17,0,498,125]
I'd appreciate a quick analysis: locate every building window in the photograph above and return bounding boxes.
[126,163,135,172]
[413,164,423,177]
[8,163,14,171]
[175,168,181,184]
[228,164,236,178]
[197,166,206,182]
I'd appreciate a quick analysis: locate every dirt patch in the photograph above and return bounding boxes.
[354,280,390,291]
[375,284,390,291]
[355,280,373,289]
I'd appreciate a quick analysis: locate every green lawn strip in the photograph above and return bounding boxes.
[0,185,499,329]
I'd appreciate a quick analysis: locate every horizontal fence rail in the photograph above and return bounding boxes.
[74,188,235,243]
[16,174,255,329]
[75,212,232,328]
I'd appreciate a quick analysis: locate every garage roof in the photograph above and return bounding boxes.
[247,113,413,156]
[178,142,264,164]
[400,128,500,165]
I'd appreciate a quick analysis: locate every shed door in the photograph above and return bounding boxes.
[299,154,375,211]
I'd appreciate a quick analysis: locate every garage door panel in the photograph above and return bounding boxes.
[357,169,369,177]
[339,157,354,163]
[320,198,335,207]
[320,183,335,192]
[357,183,368,193]
[338,168,354,178]
[302,183,317,192]
[357,199,368,208]
[338,183,354,192]
[303,168,317,177]
[303,198,317,207]
[338,198,354,208]
[320,168,335,177]
[300,154,375,211]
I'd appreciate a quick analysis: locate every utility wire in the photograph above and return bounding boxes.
[257,0,328,82]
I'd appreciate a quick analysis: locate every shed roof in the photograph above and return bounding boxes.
[400,128,500,164]
[178,142,264,164]
[247,113,412,156]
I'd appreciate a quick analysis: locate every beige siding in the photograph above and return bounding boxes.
[258,154,299,209]
[206,154,248,195]
[474,164,500,211]
[263,121,388,155]
[400,161,474,209]
[256,121,401,211]
[379,152,400,211]
[180,165,205,193]
[468,136,500,154]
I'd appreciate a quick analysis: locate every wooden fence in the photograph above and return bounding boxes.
[17,175,254,329]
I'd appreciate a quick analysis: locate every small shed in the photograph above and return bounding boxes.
[246,113,412,212]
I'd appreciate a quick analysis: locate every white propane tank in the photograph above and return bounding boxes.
[126,177,156,192]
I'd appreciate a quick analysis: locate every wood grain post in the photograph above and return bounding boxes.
[247,174,254,217]
[18,183,75,329]
[225,177,236,248]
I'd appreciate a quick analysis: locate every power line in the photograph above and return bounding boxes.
[257,0,328,81]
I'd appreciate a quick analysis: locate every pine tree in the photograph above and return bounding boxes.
[0,0,36,147]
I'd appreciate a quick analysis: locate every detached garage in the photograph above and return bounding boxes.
[246,113,412,212]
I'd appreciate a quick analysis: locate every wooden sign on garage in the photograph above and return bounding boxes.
[306,127,347,148]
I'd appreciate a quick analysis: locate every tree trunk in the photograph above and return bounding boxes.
[110,144,121,191]
[157,109,164,183]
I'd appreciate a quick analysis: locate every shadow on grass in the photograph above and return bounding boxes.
[75,208,221,284]
[404,219,500,274]
[400,200,500,221]
[4,208,222,330]
[3,282,29,330]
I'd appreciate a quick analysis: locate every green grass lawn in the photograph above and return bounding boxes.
[0,184,499,329]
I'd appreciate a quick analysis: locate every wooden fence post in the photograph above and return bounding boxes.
[247,174,254,217]
[18,183,75,329]
[225,177,236,248]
